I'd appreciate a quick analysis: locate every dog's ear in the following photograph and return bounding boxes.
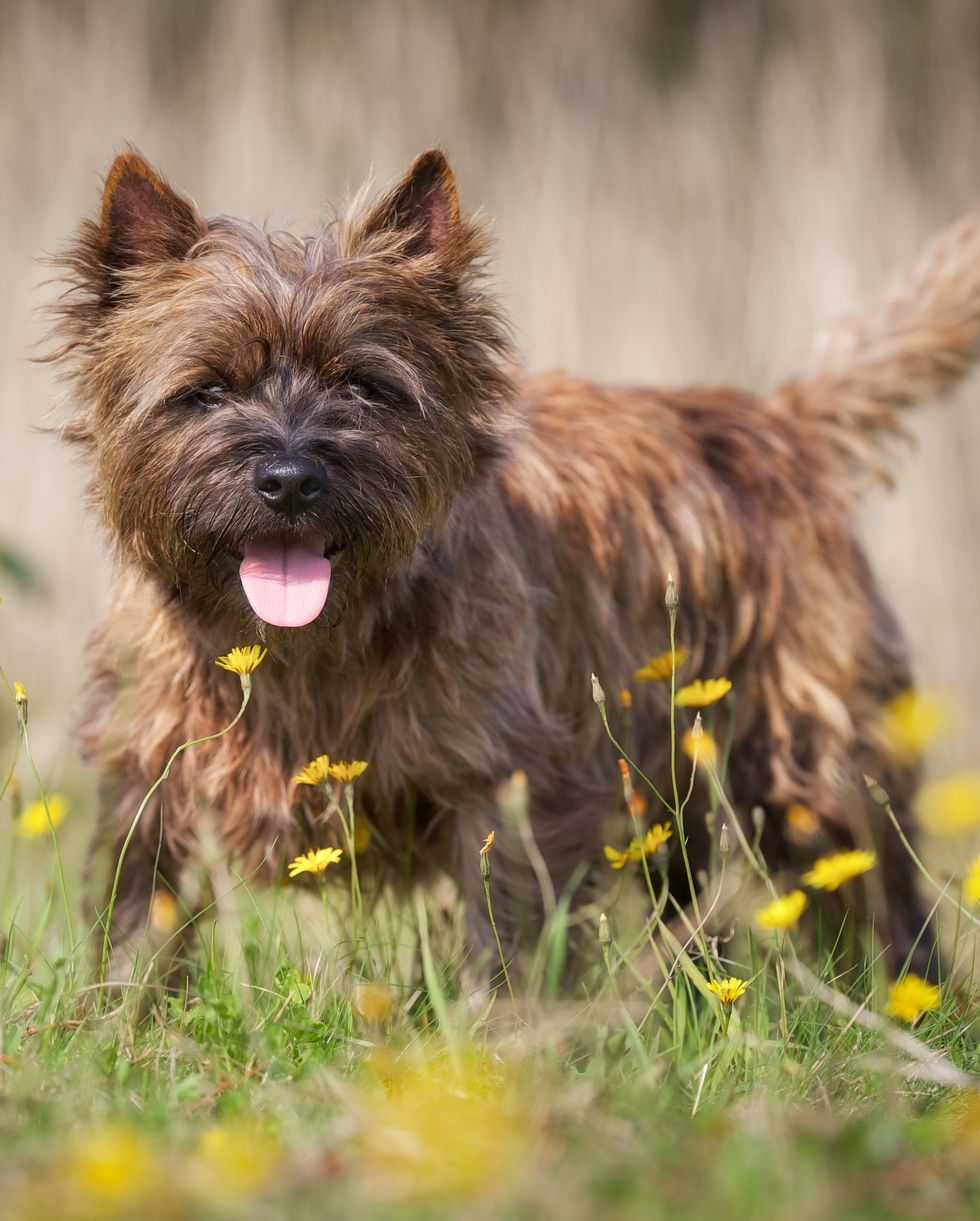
[362,149,460,256]
[100,151,204,269]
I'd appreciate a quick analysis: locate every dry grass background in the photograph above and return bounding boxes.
[2,0,980,797]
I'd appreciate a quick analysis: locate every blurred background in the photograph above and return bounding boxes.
[2,0,980,800]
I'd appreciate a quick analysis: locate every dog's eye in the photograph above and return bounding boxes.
[175,384,227,411]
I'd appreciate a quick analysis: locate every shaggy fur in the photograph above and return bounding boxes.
[49,148,980,978]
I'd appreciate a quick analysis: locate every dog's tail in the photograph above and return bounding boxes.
[772,206,980,484]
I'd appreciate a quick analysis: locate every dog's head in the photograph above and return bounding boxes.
[50,150,513,644]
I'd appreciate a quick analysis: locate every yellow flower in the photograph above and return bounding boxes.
[885,974,942,1023]
[65,1122,159,1207]
[149,891,179,936]
[214,645,267,674]
[754,889,808,930]
[16,794,68,838]
[193,1120,280,1200]
[480,829,495,857]
[603,822,672,868]
[287,846,343,878]
[917,773,980,835]
[634,648,688,681]
[801,849,876,891]
[785,802,820,838]
[328,759,368,783]
[682,726,719,765]
[13,680,26,704]
[674,677,732,707]
[707,976,748,1005]
[963,855,980,907]
[292,754,331,785]
[354,982,396,1024]
[619,687,633,709]
[881,688,950,758]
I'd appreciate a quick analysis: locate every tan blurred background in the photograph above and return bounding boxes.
[2,0,979,798]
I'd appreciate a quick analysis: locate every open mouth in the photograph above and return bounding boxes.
[237,536,337,628]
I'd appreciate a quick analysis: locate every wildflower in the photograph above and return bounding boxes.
[785,802,820,838]
[603,822,672,868]
[480,830,495,856]
[963,855,980,907]
[591,673,606,706]
[287,846,343,878]
[664,572,679,611]
[16,794,68,838]
[480,829,494,880]
[214,645,267,674]
[149,891,179,936]
[674,677,732,707]
[634,648,689,681]
[881,688,950,757]
[916,773,980,835]
[627,789,648,819]
[354,982,396,1024]
[193,1119,280,1200]
[682,724,719,765]
[754,889,808,930]
[707,976,748,1005]
[13,680,26,704]
[292,754,331,785]
[65,1122,159,1207]
[619,687,633,710]
[328,759,368,783]
[802,849,876,891]
[885,974,942,1023]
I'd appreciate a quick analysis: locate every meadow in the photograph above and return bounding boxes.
[4,2,980,1217]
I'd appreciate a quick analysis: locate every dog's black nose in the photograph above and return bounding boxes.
[254,456,325,515]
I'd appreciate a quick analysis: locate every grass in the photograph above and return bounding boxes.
[2,638,980,1220]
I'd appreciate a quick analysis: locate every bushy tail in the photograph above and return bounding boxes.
[772,207,980,483]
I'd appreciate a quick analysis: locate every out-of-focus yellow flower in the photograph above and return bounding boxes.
[214,645,267,674]
[353,818,372,854]
[707,976,748,1005]
[785,802,820,838]
[675,677,732,707]
[682,726,719,766]
[328,759,368,783]
[287,847,343,878]
[802,849,876,891]
[917,773,980,835]
[292,754,331,785]
[13,680,26,704]
[16,794,68,838]
[881,688,950,757]
[354,982,396,1024]
[356,1053,532,1201]
[149,891,179,936]
[480,830,495,857]
[634,648,688,681]
[885,974,942,1023]
[754,890,808,930]
[619,687,633,709]
[963,855,980,907]
[192,1119,280,1200]
[65,1122,159,1211]
[603,822,672,868]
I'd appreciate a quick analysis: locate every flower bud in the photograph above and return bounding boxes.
[598,912,611,947]
[719,822,731,856]
[752,806,765,835]
[591,673,606,707]
[665,572,679,611]
[13,681,27,725]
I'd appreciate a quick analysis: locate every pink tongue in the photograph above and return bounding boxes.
[239,541,332,627]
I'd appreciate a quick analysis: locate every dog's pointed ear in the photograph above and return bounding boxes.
[100,152,204,269]
[362,149,460,256]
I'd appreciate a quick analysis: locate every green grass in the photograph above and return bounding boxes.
[2,656,980,1220]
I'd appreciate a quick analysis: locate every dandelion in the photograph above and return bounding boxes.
[881,688,950,757]
[674,677,732,707]
[706,976,748,1005]
[754,889,808,930]
[16,794,68,838]
[634,648,689,681]
[328,759,368,783]
[916,773,980,835]
[785,802,820,838]
[287,846,343,878]
[354,982,396,1024]
[214,645,267,674]
[963,855,980,907]
[603,822,672,868]
[682,725,719,765]
[292,754,331,785]
[802,849,876,891]
[885,974,942,1023]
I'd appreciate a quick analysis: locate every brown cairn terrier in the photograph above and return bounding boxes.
[50,148,979,982]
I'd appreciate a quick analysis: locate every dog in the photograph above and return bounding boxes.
[49,147,980,980]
